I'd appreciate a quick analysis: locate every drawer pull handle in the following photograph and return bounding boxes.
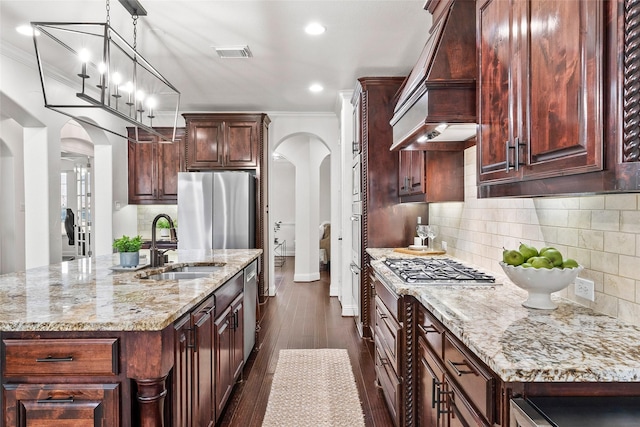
[447,359,475,376]
[36,396,74,404]
[36,355,73,363]
[418,324,438,335]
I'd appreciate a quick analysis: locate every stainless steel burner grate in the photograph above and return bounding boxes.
[384,258,495,285]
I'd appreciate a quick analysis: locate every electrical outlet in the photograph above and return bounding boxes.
[441,241,447,251]
[574,277,595,301]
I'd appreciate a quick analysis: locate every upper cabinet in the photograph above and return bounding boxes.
[183,113,269,170]
[398,149,464,203]
[476,0,640,197]
[127,127,185,205]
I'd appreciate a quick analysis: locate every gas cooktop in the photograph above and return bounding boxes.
[384,258,496,285]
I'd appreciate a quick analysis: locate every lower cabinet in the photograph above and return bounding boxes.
[3,383,120,426]
[171,271,245,427]
[2,337,121,426]
[373,273,403,426]
[214,272,244,416]
[417,301,496,427]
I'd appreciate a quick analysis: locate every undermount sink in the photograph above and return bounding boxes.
[143,264,224,280]
[171,265,223,273]
[145,271,214,280]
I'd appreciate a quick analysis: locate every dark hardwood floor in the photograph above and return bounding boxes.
[217,257,394,426]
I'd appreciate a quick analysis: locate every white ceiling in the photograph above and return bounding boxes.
[0,0,432,114]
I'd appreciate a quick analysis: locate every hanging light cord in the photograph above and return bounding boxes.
[105,0,111,26]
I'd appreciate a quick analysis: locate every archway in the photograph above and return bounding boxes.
[273,133,330,282]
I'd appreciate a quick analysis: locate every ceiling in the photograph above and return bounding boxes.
[0,0,432,115]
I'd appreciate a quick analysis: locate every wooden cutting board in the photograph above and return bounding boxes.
[393,248,446,256]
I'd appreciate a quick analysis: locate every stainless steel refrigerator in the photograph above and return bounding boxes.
[177,171,256,250]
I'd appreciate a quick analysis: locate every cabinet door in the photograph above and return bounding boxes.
[418,337,445,427]
[524,0,603,178]
[399,150,428,198]
[193,296,215,427]
[128,139,157,203]
[398,151,413,196]
[214,305,233,417]
[477,0,521,183]
[172,314,192,427]
[157,136,184,202]
[187,119,225,170]
[230,294,244,381]
[225,121,259,168]
[3,383,119,427]
[408,151,425,195]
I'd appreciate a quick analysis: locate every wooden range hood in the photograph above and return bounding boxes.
[390,0,477,151]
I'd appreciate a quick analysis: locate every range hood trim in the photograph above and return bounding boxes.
[390,0,478,151]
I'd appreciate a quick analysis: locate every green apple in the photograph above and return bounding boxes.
[528,256,553,269]
[521,262,533,268]
[541,248,563,267]
[562,258,579,269]
[518,242,538,261]
[503,249,525,266]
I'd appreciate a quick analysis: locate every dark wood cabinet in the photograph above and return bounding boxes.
[416,302,497,427]
[183,113,269,170]
[2,338,120,426]
[475,0,640,197]
[373,271,403,426]
[170,296,216,427]
[398,149,464,203]
[352,77,430,338]
[3,383,120,426]
[214,271,244,417]
[193,296,216,427]
[127,127,185,204]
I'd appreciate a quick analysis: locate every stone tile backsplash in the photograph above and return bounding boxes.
[429,146,640,326]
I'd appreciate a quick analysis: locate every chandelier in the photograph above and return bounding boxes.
[31,0,180,142]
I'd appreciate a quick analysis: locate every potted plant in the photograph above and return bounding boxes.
[113,235,143,267]
[156,218,176,239]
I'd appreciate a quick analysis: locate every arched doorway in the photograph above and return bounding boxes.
[273,133,330,282]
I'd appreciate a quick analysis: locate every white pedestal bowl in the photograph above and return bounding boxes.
[499,261,584,309]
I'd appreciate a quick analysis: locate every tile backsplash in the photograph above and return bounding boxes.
[136,205,178,239]
[430,146,640,326]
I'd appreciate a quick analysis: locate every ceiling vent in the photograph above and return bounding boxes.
[214,45,253,58]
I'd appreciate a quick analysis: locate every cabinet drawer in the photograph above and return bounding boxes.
[3,339,118,377]
[374,275,400,320]
[446,377,491,427]
[3,383,120,427]
[374,335,400,425]
[215,271,243,317]
[375,297,400,373]
[417,306,445,359]
[443,334,495,423]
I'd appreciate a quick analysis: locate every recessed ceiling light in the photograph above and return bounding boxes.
[309,83,324,93]
[305,22,326,36]
[16,25,40,36]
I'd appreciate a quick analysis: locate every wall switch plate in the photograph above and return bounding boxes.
[441,241,447,251]
[574,277,595,301]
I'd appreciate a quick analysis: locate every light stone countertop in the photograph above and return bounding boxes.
[367,248,640,383]
[0,249,261,332]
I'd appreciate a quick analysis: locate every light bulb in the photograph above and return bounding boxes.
[97,62,107,75]
[146,97,157,109]
[78,48,91,64]
[136,90,145,102]
[112,72,122,85]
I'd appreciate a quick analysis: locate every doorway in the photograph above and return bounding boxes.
[60,120,95,261]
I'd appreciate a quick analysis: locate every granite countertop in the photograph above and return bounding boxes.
[0,249,261,333]
[367,248,640,383]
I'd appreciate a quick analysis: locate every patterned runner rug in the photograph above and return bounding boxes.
[262,348,366,426]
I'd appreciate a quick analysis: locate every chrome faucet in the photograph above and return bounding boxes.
[150,214,178,267]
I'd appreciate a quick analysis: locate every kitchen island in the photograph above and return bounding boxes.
[0,249,261,427]
[367,248,640,426]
